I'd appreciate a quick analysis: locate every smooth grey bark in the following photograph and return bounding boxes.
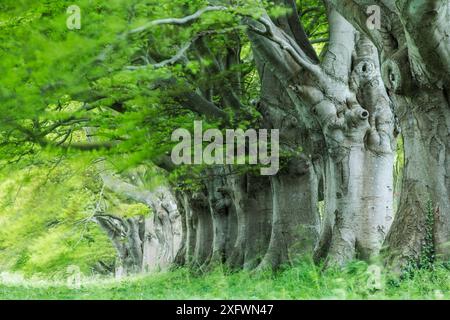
[175,191,197,266]
[176,188,214,268]
[205,167,237,265]
[173,190,188,266]
[246,5,323,269]
[226,174,273,270]
[192,196,214,269]
[246,6,395,266]
[319,33,395,265]
[260,167,321,269]
[384,90,450,269]
[174,164,320,271]
[142,188,182,272]
[316,34,395,265]
[174,169,271,271]
[255,62,322,269]
[328,0,450,271]
[96,171,182,275]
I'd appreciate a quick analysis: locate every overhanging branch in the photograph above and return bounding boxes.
[129,6,228,34]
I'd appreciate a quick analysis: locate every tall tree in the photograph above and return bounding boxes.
[1,0,448,273]
[246,2,395,266]
[327,0,450,271]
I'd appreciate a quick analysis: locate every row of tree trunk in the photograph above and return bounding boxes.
[94,172,182,276]
[95,0,450,275]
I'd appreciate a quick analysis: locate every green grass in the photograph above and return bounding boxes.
[1,261,449,300]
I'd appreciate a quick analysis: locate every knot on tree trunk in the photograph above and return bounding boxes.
[381,46,413,94]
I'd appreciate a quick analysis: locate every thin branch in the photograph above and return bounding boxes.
[126,26,244,70]
[126,38,196,70]
[129,6,228,34]
[178,91,229,121]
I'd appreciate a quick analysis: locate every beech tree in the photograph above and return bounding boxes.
[95,170,182,275]
[245,1,397,267]
[327,0,450,271]
[129,0,396,269]
[0,0,448,274]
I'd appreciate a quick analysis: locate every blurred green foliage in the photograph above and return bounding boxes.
[0,158,116,277]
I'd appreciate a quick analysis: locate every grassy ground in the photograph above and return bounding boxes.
[1,261,449,300]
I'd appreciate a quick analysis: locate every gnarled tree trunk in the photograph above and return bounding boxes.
[96,172,182,275]
[95,215,145,276]
[316,30,396,265]
[384,90,450,269]
[329,0,450,271]
[246,6,395,266]
[226,174,273,270]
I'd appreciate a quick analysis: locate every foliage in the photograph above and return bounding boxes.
[421,200,437,269]
[0,0,327,180]
[0,160,116,277]
[401,199,438,278]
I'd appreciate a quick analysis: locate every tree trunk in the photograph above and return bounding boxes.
[142,189,182,272]
[245,7,395,267]
[322,144,394,265]
[189,190,214,268]
[95,215,144,276]
[328,0,450,271]
[226,174,273,270]
[96,172,182,275]
[296,19,395,266]
[384,89,450,270]
[249,30,323,269]
[205,167,237,265]
[259,165,321,269]
[173,190,188,266]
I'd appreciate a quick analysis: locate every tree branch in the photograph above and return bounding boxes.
[321,7,356,82]
[396,0,450,84]
[129,6,228,34]
[177,91,229,121]
[245,15,325,85]
[326,0,385,51]
[273,0,320,63]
